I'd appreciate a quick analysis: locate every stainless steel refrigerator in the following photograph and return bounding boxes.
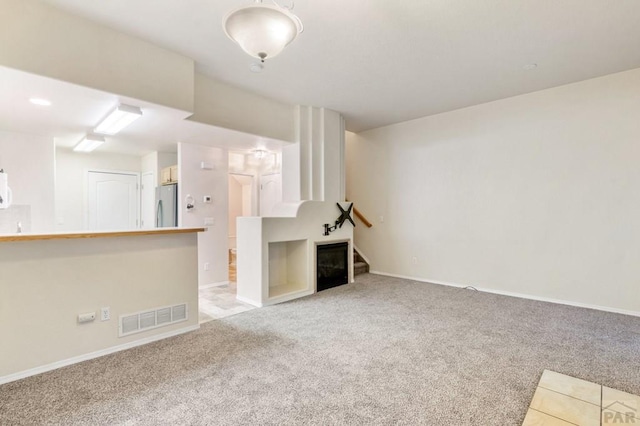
[156,183,178,227]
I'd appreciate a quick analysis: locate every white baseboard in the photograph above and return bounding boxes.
[0,324,200,386]
[265,289,314,306]
[369,270,640,318]
[236,295,263,307]
[199,281,230,289]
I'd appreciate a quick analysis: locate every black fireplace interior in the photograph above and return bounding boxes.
[317,242,349,292]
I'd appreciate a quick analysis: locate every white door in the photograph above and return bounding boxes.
[260,173,281,216]
[87,171,139,230]
[140,172,156,229]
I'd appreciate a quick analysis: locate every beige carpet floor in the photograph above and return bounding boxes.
[1,273,639,425]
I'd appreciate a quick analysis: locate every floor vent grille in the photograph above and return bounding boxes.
[119,303,188,337]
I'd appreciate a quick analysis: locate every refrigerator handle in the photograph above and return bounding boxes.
[156,200,163,228]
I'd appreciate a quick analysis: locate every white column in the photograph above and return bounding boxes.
[282,106,345,202]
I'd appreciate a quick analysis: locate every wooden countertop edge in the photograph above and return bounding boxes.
[0,228,206,243]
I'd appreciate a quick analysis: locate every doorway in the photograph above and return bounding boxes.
[259,173,282,216]
[87,170,139,230]
[228,173,254,281]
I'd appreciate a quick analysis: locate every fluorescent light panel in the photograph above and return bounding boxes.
[29,97,52,106]
[94,104,142,135]
[73,134,105,153]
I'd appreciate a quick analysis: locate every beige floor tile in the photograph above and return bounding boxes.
[522,409,575,425]
[198,309,216,323]
[538,370,601,405]
[603,387,640,419]
[198,276,256,321]
[529,387,600,426]
[602,409,637,425]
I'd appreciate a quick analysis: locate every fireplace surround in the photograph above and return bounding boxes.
[316,241,349,292]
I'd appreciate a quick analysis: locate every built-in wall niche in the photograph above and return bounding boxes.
[268,239,308,299]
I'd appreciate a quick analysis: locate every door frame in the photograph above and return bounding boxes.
[140,171,155,229]
[229,172,257,216]
[85,169,141,230]
[259,172,282,217]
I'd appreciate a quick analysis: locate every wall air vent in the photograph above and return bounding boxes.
[119,303,188,337]
[172,304,187,321]
[156,307,172,326]
[121,314,139,335]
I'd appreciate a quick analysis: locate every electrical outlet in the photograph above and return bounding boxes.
[412,256,418,265]
[379,215,384,223]
[204,217,215,226]
[78,312,96,323]
[204,262,211,271]
[100,307,110,321]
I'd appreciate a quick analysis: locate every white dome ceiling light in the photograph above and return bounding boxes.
[223,0,303,63]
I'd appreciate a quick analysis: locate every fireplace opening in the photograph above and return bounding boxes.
[316,242,349,292]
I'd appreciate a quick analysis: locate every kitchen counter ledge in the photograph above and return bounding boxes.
[0,227,205,243]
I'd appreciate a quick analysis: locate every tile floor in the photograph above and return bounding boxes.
[198,281,255,323]
[523,370,640,425]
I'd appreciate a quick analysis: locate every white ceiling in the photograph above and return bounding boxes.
[37,0,640,133]
[0,66,288,156]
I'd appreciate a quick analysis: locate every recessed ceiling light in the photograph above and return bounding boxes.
[29,98,52,106]
[523,63,538,70]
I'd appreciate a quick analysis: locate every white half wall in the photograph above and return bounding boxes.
[178,142,229,285]
[237,201,354,307]
[0,231,199,382]
[0,130,54,233]
[346,67,640,314]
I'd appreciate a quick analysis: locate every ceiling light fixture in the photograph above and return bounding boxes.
[73,134,105,153]
[94,104,142,135]
[223,0,303,63]
[29,98,52,106]
[253,149,268,159]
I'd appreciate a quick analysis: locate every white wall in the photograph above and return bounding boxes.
[189,73,295,143]
[179,142,229,286]
[141,152,158,177]
[141,150,177,189]
[0,0,194,112]
[55,148,142,231]
[0,130,54,233]
[228,175,243,244]
[0,1,299,145]
[346,67,640,314]
[0,231,199,382]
